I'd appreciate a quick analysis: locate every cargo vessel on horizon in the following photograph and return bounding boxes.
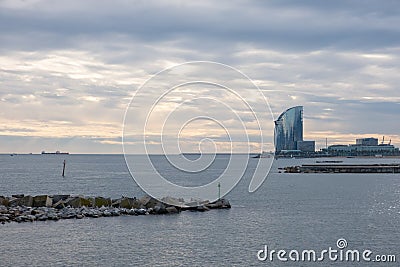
[41,151,69,155]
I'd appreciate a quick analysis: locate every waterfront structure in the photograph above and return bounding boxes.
[274,106,303,153]
[356,138,378,146]
[297,140,316,152]
[328,138,400,156]
[274,106,398,157]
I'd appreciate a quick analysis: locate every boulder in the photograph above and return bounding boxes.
[136,208,147,215]
[93,197,111,207]
[206,198,231,209]
[65,197,92,208]
[0,215,9,222]
[196,205,209,212]
[0,206,8,214]
[139,196,160,209]
[153,203,167,214]
[12,194,24,198]
[51,195,70,204]
[184,200,200,208]
[220,199,231,208]
[182,200,201,211]
[9,195,33,207]
[32,195,52,207]
[0,197,8,206]
[120,197,140,209]
[161,196,185,207]
[165,206,179,214]
[111,198,121,207]
[52,200,65,209]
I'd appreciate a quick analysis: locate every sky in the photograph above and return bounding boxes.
[1,0,399,154]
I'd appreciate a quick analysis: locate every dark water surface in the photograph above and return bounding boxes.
[0,155,399,266]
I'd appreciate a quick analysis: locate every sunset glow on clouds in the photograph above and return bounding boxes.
[1,0,399,153]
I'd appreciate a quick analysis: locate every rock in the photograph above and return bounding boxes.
[0,215,10,222]
[111,199,121,207]
[111,209,120,216]
[139,196,160,209]
[165,206,179,214]
[181,200,202,211]
[161,196,185,207]
[219,199,231,208]
[51,195,70,204]
[9,195,33,207]
[65,196,92,208]
[110,197,137,208]
[93,197,111,207]
[76,214,84,219]
[0,198,10,207]
[200,200,210,205]
[32,195,52,207]
[184,200,200,208]
[52,200,65,209]
[37,215,49,221]
[26,215,36,222]
[0,206,8,214]
[47,214,59,221]
[103,211,112,217]
[12,194,24,198]
[153,204,167,214]
[121,197,140,209]
[136,208,147,215]
[196,205,209,212]
[99,206,107,212]
[127,209,138,216]
[206,198,231,209]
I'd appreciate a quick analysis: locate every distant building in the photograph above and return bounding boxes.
[297,140,315,152]
[328,138,399,156]
[274,106,303,153]
[356,138,378,146]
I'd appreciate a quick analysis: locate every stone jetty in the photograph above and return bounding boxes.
[283,164,400,173]
[0,194,231,224]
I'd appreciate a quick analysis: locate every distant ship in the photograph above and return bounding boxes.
[41,151,69,155]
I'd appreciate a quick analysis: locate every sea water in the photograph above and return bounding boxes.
[0,155,398,266]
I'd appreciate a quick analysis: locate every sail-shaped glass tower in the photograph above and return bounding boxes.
[274,106,303,153]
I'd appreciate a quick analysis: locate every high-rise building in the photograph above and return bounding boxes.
[274,106,303,153]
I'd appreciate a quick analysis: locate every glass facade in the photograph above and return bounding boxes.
[274,106,303,152]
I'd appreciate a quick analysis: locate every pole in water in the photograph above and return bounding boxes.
[62,160,66,177]
[218,182,221,200]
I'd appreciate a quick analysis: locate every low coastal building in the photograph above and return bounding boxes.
[327,138,400,156]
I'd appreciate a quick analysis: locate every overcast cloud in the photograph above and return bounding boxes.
[0,0,399,153]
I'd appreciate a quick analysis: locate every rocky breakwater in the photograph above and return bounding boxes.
[0,194,231,224]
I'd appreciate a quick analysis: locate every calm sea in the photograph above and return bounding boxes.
[0,155,399,266]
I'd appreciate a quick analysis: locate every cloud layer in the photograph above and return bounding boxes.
[0,0,399,153]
